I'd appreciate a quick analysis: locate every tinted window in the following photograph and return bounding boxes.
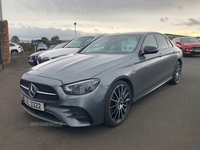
[166,38,173,47]
[54,42,68,49]
[155,34,168,49]
[142,34,158,49]
[9,43,15,46]
[66,37,94,48]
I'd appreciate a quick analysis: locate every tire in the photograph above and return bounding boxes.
[183,53,187,57]
[11,50,18,55]
[180,48,187,57]
[168,61,182,85]
[104,80,131,127]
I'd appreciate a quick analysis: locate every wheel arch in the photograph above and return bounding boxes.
[178,58,182,67]
[106,76,134,102]
[11,49,18,53]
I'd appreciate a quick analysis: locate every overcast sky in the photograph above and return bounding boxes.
[2,0,200,40]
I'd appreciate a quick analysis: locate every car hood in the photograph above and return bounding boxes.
[30,51,46,57]
[27,53,132,84]
[38,48,80,59]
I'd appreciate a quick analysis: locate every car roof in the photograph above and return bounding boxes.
[176,37,196,39]
[103,32,163,37]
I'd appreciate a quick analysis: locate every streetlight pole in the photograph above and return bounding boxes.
[74,22,76,38]
[0,0,3,20]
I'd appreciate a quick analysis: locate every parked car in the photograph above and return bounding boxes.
[20,32,182,127]
[52,42,69,49]
[37,44,48,51]
[28,42,69,66]
[9,42,23,54]
[172,37,200,56]
[48,45,56,50]
[36,35,104,64]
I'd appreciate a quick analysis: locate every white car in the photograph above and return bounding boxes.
[9,42,24,54]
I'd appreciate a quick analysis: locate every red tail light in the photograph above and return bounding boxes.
[19,46,23,49]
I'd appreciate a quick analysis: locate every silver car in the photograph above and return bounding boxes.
[20,32,182,127]
[37,35,104,64]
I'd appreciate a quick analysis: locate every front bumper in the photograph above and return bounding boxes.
[183,47,200,55]
[20,74,107,127]
[28,57,37,66]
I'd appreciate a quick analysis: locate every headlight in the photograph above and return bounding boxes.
[184,43,191,46]
[63,79,100,95]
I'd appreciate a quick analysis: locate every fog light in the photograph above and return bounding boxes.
[185,48,189,52]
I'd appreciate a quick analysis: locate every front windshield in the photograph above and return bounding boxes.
[81,35,141,54]
[38,44,47,48]
[181,38,199,43]
[65,37,94,48]
[53,42,68,49]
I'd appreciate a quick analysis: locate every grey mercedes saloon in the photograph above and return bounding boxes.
[20,32,182,127]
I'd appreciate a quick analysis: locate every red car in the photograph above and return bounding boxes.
[172,37,200,56]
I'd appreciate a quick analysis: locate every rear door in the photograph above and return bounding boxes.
[154,34,178,79]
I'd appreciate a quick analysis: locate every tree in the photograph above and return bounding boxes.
[51,36,59,41]
[11,36,20,43]
[41,37,49,42]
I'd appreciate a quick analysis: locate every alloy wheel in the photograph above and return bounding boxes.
[174,61,181,83]
[109,84,130,123]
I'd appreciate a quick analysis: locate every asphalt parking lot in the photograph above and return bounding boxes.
[0,54,200,150]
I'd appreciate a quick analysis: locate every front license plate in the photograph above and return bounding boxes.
[195,50,200,52]
[29,59,33,62]
[24,97,44,111]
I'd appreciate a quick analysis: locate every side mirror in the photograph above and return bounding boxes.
[176,42,181,45]
[143,46,158,55]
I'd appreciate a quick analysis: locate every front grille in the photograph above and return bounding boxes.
[191,47,200,49]
[20,79,59,101]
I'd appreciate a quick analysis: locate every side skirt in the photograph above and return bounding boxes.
[132,76,173,103]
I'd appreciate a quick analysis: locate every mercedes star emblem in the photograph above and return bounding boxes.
[28,83,38,98]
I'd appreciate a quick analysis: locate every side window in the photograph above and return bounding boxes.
[9,43,15,47]
[166,38,173,47]
[155,34,168,49]
[142,34,158,49]
[172,38,176,44]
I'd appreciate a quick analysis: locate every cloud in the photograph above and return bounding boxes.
[18,23,24,25]
[172,18,200,27]
[166,3,182,10]
[183,18,200,26]
[4,0,169,22]
[177,5,182,9]
[167,3,172,7]
[160,17,169,22]
[8,26,93,40]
